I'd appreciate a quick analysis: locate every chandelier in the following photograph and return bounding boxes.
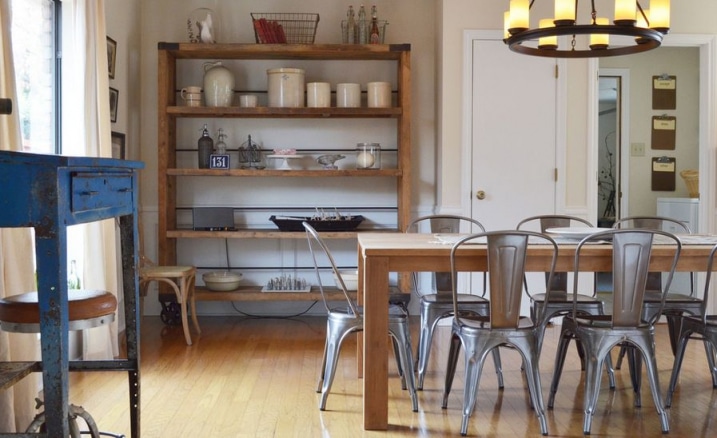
[504,0,670,58]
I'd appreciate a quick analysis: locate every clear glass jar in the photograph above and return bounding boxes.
[356,142,381,169]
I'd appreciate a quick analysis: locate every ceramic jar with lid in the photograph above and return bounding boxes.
[267,68,305,107]
[203,61,234,107]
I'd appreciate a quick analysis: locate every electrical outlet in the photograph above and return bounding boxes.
[631,142,645,157]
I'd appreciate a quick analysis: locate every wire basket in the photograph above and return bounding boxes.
[251,13,319,44]
[680,169,699,198]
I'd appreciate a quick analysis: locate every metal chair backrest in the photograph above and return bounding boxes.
[517,215,593,293]
[573,229,681,327]
[303,222,360,317]
[406,215,486,294]
[613,215,691,293]
[450,231,558,329]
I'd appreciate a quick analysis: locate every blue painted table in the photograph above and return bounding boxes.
[0,150,143,437]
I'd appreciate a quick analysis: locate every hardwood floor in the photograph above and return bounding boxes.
[69,316,717,437]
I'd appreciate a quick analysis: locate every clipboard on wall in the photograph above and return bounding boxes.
[651,115,676,150]
[652,75,676,110]
[651,156,676,191]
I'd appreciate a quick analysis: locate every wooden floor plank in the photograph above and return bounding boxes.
[61,316,717,437]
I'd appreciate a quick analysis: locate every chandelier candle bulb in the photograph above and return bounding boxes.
[590,18,610,50]
[614,0,636,25]
[538,19,557,49]
[637,9,649,28]
[509,0,529,33]
[650,0,670,32]
[503,11,511,39]
[554,0,575,25]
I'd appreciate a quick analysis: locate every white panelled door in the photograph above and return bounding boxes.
[469,37,559,315]
[470,38,558,229]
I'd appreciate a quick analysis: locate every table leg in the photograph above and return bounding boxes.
[35,231,70,436]
[362,255,389,430]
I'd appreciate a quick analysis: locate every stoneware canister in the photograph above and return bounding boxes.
[306,82,331,107]
[367,81,391,108]
[203,61,235,107]
[267,68,305,107]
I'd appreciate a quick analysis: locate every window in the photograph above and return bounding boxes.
[10,0,59,154]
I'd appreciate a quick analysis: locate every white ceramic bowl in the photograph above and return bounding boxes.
[333,270,358,291]
[202,271,243,291]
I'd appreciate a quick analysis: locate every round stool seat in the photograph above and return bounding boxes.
[0,289,117,333]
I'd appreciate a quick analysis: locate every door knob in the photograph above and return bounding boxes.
[476,190,486,200]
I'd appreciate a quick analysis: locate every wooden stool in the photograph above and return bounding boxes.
[140,265,199,345]
[0,289,117,333]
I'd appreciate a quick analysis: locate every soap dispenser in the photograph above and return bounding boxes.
[197,124,214,168]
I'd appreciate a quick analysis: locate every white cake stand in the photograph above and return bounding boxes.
[266,154,301,170]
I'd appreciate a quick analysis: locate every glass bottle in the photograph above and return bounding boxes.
[347,5,356,44]
[68,259,81,290]
[369,5,380,44]
[215,128,227,155]
[198,124,214,168]
[358,5,367,44]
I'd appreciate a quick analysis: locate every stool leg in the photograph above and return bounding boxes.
[168,279,192,345]
[187,274,201,335]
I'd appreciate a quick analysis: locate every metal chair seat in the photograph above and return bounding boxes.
[442,231,556,436]
[0,289,116,333]
[406,215,502,391]
[666,244,717,407]
[455,314,536,331]
[304,222,418,412]
[612,216,699,367]
[547,229,681,435]
[516,215,605,357]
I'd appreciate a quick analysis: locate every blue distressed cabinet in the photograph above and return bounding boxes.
[0,150,143,437]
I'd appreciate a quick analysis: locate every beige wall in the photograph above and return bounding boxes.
[439,0,717,220]
[601,47,700,216]
[105,0,141,161]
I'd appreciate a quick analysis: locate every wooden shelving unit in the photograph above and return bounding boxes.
[157,43,411,300]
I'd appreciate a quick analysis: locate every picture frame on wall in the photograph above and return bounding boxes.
[111,131,126,159]
[109,87,119,123]
[107,36,117,79]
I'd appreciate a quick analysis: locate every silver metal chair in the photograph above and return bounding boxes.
[613,215,700,365]
[666,242,717,407]
[441,230,555,436]
[547,229,681,435]
[303,222,418,412]
[406,214,503,391]
[516,215,606,355]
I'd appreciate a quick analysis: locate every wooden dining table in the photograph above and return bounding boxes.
[356,231,716,430]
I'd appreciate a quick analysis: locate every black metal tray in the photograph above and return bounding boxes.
[269,215,364,232]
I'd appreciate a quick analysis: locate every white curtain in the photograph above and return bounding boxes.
[0,0,42,431]
[62,0,120,360]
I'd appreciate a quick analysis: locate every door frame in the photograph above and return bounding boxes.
[461,30,567,219]
[598,68,630,221]
[588,34,717,234]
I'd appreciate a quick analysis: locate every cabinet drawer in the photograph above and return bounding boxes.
[71,172,134,213]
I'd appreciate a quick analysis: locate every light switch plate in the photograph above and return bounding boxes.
[631,142,645,157]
